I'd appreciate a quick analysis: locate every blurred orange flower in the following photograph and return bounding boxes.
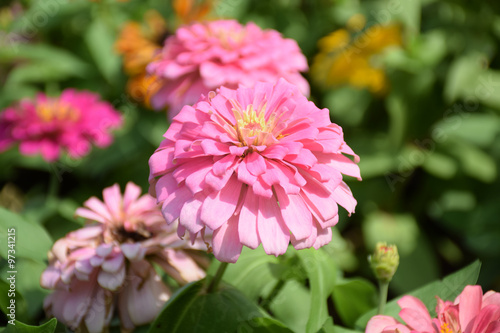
[173,0,214,24]
[115,10,168,108]
[311,15,402,95]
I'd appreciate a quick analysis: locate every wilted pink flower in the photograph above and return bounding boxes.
[147,19,309,117]
[0,89,122,162]
[149,79,360,263]
[41,182,208,333]
[366,285,500,333]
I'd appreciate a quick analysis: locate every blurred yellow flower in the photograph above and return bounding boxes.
[311,16,402,95]
[115,10,168,108]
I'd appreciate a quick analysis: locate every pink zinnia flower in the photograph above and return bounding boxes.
[147,19,309,117]
[0,89,122,162]
[366,285,500,333]
[149,79,360,263]
[40,182,208,333]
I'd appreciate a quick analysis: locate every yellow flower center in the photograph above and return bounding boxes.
[37,101,80,122]
[440,322,454,333]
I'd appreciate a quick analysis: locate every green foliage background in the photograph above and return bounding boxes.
[1,0,500,331]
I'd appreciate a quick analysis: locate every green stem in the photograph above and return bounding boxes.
[261,279,285,312]
[48,167,60,199]
[206,262,229,293]
[378,281,389,314]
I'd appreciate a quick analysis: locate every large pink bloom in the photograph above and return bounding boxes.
[40,182,208,333]
[366,285,500,333]
[0,89,122,162]
[147,19,309,117]
[149,79,360,263]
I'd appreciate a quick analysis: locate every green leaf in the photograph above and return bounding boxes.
[296,248,337,333]
[421,152,457,179]
[362,212,420,256]
[84,19,120,84]
[0,208,52,262]
[332,278,377,328]
[444,54,483,103]
[355,260,481,330]
[3,318,57,333]
[386,94,407,150]
[270,280,311,333]
[446,139,496,183]
[220,246,280,301]
[432,113,500,147]
[358,154,395,179]
[149,280,266,333]
[239,317,294,333]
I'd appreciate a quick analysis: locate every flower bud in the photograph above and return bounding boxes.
[369,242,399,283]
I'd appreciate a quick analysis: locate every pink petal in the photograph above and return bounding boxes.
[83,197,113,222]
[366,315,401,333]
[102,184,123,222]
[459,285,484,330]
[274,186,312,240]
[245,152,266,176]
[397,295,434,332]
[200,175,242,230]
[213,215,243,263]
[97,266,125,291]
[74,207,107,223]
[101,253,125,273]
[161,183,193,224]
[179,194,205,234]
[123,182,142,211]
[118,266,171,327]
[469,305,500,333]
[238,189,260,249]
[83,288,114,333]
[257,195,290,256]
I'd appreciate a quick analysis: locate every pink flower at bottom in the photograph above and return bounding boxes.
[149,79,360,263]
[0,89,122,162]
[366,285,500,333]
[41,182,208,332]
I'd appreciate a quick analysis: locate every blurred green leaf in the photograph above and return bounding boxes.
[84,18,120,84]
[332,278,377,328]
[0,258,49,321]
[148,280,266,333]
[355,260,481,329]
[386,94,407,150]
[432,113,500,147]
[297,248,337,333]
[395,0,421,38]
[3,318,57,333]
[363,212,419,256]
[444,54,484,103]
[446,139,496,182]
[0,208,52,262]
[324,87,371,127]
[421,152,457,179]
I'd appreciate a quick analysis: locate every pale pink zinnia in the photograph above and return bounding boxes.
[366,285,500,333]
[0,89,122,162]
[149,79,360,263]
[147,19,309,117]
[40,182,208,333]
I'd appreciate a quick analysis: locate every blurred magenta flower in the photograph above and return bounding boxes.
[149,79,360,263]
[366,285,500,333]
[147,19,309,117]
[0,89,122,162]
[41,182,208,332]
